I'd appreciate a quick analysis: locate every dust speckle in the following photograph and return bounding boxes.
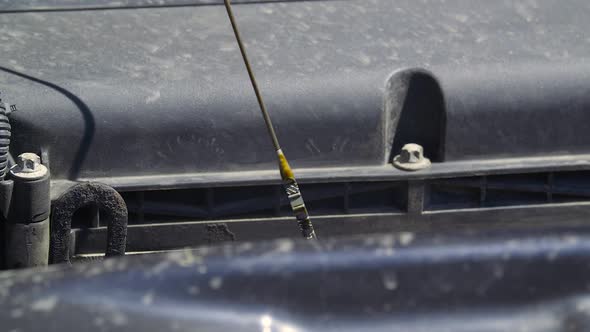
[547,250,559,261]
[564,236,579,245]
[31,295,58,312]
[378,236,395,248]
[276,240,294,253]
[493,265,505,279]
[94,317,105,326]
[209,276,223,290]
[10,308,23,318]
[168,250,202,267]
[577,299,590,312]
[399,232,414,246]
[146,90,161,104]
[112,312,128,326]
[357,52,371,65]
[382,272,398,291]
[237,242,254,253]
[149,261,171,275]
[85,266,103,277]
[188,286,200,295]
[261,7,274,14]
[375,247,395,256]
[142,291,154,305]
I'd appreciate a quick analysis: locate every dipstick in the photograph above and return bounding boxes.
[223,0,316,239]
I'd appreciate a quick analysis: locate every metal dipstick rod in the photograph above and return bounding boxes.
[223,0,316,239]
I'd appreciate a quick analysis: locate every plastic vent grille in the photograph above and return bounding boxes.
[429,171,590,210]
[120,182,408,225]
[100,171,590,226]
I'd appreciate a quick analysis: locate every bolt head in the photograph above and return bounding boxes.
[17,153,41,173]
[10,152,48,180]
[398,144,424,164]
[393,143,431,171]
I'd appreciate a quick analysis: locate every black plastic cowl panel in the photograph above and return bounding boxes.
[0,0,590,194]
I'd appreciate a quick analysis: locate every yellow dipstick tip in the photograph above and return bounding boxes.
[277,149,294,180]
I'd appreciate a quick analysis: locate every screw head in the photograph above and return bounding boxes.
[10,152,48,180]
[393,143,431,171]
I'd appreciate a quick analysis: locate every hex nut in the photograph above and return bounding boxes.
[393,143,431,171]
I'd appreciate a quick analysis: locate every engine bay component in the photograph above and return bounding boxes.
[50,182,128,264]
[4,152,50,269]
[393,143,431,171]
[2,0,590,330]
[0,105,12,179]
[0,0,590,259]
[223,0,315,239]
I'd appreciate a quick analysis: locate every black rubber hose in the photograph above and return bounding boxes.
[51,182,128,264]
[0,109,11,180]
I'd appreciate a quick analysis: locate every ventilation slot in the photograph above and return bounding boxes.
[552,171,590,202]
[428,177,481,210]
[347,182,406,213]
[484,173,548,207]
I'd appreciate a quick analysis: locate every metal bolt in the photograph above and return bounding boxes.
[17,153,41,173]
[10,152,48,180]
[393,143,431,171]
